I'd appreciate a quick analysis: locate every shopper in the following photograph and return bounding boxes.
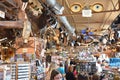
[65,66,76,80]
[46,62,58,80]
[57,63,65,80]
[50,69,62,80]
[78,72,89,80]
[92,74,100,80]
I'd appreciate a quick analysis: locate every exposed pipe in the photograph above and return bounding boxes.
[71,21,114,24]
[46,0,75,35]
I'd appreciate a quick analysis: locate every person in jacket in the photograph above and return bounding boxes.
[65,66,76,80]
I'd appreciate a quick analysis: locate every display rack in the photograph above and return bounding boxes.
[11,63,16,80]
[77,61,97,74]
[11,62,31,80]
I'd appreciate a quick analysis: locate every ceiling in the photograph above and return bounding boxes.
[0,0,120,34]
[0,0,120,47]
[56,0,120,34]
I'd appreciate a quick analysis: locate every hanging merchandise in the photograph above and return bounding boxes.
[76,62,97,74]
[36,59,44,80]
[77,46,97,62]
[81,29,86,34]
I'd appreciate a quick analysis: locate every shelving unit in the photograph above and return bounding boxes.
[11,63,16,80]
[11,62,31,80]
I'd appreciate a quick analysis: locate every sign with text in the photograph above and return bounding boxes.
[109,58,120,67]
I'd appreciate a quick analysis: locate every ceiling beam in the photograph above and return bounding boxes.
[0,21,23,29]
[57,9,120,16]
[70,21,114,24]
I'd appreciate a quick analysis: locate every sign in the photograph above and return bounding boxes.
[0,10,5,18]
[82,9,92,17]
[109,58,120,67]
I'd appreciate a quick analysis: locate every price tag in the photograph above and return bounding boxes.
[0,10,5,18]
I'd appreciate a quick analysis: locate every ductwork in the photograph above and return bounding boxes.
[46,0,75,35]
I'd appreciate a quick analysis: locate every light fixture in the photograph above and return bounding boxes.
[70,3,82,13]
[91,3,104,12]
[82,6,92,17]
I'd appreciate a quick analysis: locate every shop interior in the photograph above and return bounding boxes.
[0,0,120,80]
